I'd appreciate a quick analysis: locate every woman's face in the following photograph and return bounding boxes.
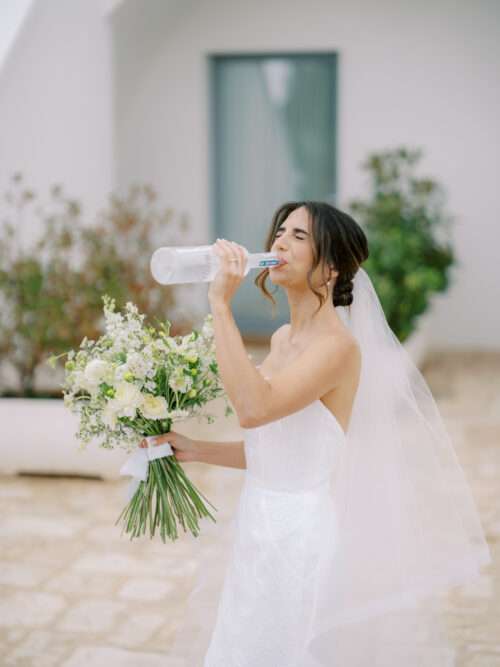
[269,206,334,290]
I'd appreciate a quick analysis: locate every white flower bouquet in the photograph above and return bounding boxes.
[48,295,233,542]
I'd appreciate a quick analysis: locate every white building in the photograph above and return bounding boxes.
[1,0,499,348]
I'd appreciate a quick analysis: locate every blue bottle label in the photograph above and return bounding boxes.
[259,259,280,267]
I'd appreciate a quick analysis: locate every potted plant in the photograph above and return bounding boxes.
[0,173,194,477]
[348,147,457,365]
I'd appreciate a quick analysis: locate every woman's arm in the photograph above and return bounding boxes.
[207,241,359,429]
[195,439,246,470]
[141,432,246,470]
[209,300,269,427]
[209,299,357,429]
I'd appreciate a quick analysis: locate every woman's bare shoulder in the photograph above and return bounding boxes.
[270,324,291,347]
[336,327,361,364]
[271,322,358,353]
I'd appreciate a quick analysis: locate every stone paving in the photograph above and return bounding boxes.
[0,348,499,666]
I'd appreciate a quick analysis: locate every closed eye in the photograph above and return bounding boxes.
[275,232,306,240]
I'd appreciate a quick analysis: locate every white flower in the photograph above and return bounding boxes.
[168,371,192,393]
[126,351,151,380]
[71,369,98,396]
[114,364,130,383]
[125,301,139,316]
[102,399,119,429]
[155,339,169,353]
[114,381,143,410]
[102,385,143,427]
[84,359,112,387]
[63,393,74,407]
[201,318,214,339]
[139,394,168,420]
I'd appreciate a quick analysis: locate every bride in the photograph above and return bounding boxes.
[145,201,491,666]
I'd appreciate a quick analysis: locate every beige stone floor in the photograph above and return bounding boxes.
[1,347,499,666]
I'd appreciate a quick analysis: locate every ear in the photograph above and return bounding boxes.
[329,266,339,281]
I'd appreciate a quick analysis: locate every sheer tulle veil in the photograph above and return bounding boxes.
[171,266,491,665]
[307,266,491,652]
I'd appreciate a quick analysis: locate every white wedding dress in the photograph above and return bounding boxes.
[202,369,346,666]
[169,367,456,666]
[168,365,347,666]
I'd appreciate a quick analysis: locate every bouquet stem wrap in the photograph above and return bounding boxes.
[120,438,175,502]
[115,434,218,542]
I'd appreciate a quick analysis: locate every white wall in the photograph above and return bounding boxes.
[0,0,498,348]
[0,0,113,226]
[114,0,500,350]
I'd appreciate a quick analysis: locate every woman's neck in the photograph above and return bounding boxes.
[287,290,340,343]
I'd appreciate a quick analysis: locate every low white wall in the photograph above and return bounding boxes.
[1,394,244,479]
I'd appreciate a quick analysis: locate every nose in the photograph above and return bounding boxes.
[273,236,289,251]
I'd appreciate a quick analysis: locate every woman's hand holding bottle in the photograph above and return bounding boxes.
[208,239,248,306]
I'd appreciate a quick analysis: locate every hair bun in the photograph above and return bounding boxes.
[333,273,354,307]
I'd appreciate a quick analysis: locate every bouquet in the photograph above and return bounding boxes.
[47,295,234,542]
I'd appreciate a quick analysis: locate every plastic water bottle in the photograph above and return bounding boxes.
[150,244,282,285]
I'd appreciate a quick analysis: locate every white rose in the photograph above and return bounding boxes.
[84,359,112,386]
[72,369,99,397]
[139,394,169,420]
[114,382,143,409]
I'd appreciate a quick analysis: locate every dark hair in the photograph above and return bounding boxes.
[254,201,369,316]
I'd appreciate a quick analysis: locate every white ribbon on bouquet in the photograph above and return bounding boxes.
[119,436,175,501]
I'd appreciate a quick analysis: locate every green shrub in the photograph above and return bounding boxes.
[348,147,456,341]
[0,173,192,397]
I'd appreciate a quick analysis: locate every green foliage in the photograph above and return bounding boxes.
[348,147,456,342]
[0,173,192,397]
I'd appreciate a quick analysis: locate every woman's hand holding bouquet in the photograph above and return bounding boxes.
[140,430,200,463]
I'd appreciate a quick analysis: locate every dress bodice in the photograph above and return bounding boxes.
[241,368,346,493]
